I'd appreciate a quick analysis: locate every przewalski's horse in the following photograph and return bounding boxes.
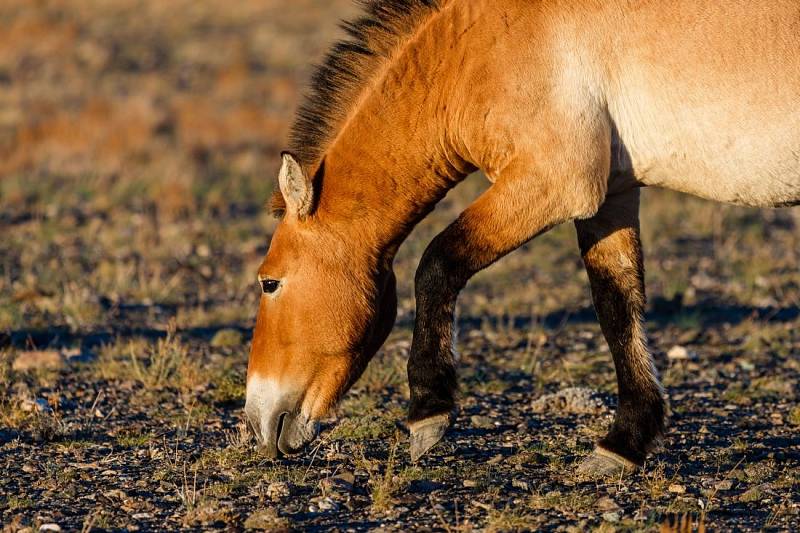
[245,0,800,477]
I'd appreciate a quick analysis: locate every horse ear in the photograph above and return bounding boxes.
[278,152,314,218]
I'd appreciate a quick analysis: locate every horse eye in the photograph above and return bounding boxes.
[260,278,280,294]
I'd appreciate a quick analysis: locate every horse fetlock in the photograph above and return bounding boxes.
[408,412,454,462]
[599,394,666,465]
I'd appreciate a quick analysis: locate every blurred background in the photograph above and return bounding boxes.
[1,0,359,336]
[1,0,798,339]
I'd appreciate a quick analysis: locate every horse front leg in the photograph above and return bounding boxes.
[574,188,666,478]
[407,156,608,461]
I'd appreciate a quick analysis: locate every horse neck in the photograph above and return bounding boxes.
[311,4,488,265]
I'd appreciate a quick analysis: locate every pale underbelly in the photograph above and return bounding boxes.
[610,124,800,208]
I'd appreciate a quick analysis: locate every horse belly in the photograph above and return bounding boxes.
[609,83,800,208]
[613,122,800,208]
[603,0,800,208]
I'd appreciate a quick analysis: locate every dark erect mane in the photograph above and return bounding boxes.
[288,0,442,168]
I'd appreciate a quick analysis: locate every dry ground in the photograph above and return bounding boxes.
[1,1,799,531]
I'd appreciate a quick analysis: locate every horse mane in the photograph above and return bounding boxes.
[271,0,442,217]
[289,0,443,168]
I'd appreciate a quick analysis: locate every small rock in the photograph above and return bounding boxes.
[714,480,733,491]
[104,489,127,500]
[594,496,620,511]
[266,481,291,501]
[472,500,493,511]
[470,415,494,429]
[39,525,61,532]
[13,350,65,372]
[667,346,692,361]
[308,496,339,513]
[602,512,620,523]
[738,359,755,372]
[210,328,243,348]
[244,509,290,531]
[463,479,478,488]
[21,398,52,414]
[131,513,152,520]
[531,387,609,415]
[668,483,686,494]
[739,486,763,503]
[320,472,354,494]
[511,479,529,491]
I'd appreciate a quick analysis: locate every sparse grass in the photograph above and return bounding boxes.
[484,504,539,532]
[2,495,34,512]
[788,406,800,426]
[116,430,152,448]
[329,396,401,442]
[369,434,401,512]
[95,328,203,393]
[209,372,246,405]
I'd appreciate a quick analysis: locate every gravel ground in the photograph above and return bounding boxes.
[2,302,799,531]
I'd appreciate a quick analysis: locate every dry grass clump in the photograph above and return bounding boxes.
[96,327,203,393]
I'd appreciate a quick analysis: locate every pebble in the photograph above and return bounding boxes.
[594,496,620,511]
[531,387,609,415]
[668,483,686,494]
[667,346,692,361]
[738,359,756,371]
[714,480,733,491]
[463,480,478,488]
[470,415,494,429]
[243,509,290,530]
[511,479,529,491]
[308,496,339,513]
[104,489,127,500]
[21,398,53,414]
[602,512,620,523]
[38,525,61,532]
[266,482,291,501]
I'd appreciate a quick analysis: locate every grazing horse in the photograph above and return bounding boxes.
[245,0,800,477]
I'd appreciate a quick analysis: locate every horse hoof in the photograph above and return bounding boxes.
[409,414,451,462]
[576,447,638,480]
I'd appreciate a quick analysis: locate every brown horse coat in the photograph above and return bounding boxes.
[246,0,799,474]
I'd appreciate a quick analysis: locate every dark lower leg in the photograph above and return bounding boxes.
[407,172,578,426]
[575,190,665,465]
[408,232,467,423]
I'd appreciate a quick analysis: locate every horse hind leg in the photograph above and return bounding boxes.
[574,188,666,478]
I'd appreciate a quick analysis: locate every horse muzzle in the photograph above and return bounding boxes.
[244,376,320,457]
